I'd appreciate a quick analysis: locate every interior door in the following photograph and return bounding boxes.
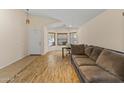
[29,29,42,55]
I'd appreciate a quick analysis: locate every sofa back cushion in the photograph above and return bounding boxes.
[84,46,93,57]
[71,44,85,55]
[90,46,103,61]
[96,49,124,80]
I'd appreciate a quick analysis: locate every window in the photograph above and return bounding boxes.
[48,32,78,47]
[69,32,78,44]
[48,32,56,47]
[57,33,68,46]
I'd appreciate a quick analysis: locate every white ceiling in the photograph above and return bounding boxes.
[29,9,105,28]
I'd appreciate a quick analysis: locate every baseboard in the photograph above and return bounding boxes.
[30,54,41,56]
[0,54,29,69]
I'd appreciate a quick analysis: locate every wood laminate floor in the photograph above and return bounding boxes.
[9,51,80,83]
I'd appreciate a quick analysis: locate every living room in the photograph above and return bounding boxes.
[0,9,124,83]
[0,0,124,93]
[1,0,124,91]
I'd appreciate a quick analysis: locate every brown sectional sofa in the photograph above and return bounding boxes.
[71,44,124,83]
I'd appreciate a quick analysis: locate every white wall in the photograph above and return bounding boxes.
[28,15,60,55]
[29,21,79,54]
[79,10,124,51]
[0,11,58,69]
[0,10,28,69]
[28,16,44,55]
[43,27,49,54]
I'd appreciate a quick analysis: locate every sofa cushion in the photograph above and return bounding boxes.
[90,47,103,61]
[72,55,88,58]
[71,44,85,55]
[113,60,124,81]
[96,49,124,80]
[84,46,93,57]
[79,66,121,83]
[74,58,96,66]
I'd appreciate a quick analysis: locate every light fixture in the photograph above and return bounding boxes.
[26,9,30,24]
